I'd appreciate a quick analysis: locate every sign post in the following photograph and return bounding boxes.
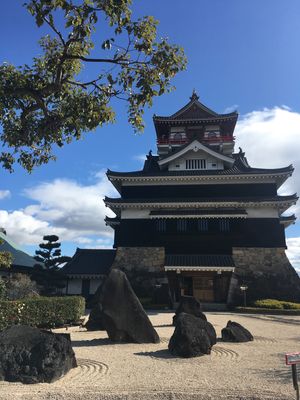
[240,285,248,307]
[285,353,300,400]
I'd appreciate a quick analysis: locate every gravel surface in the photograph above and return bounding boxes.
[0,312,299,400]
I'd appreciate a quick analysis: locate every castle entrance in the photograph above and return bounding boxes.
[192,275,214,302]
[167,268,234,305]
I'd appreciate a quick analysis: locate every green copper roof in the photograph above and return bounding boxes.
[0,232,36,268]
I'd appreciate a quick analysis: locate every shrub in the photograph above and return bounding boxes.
[0,296,85,331]
[5,273,39,300]
[0,279,6,300]
[253,299,300,310]
[281,301,300,310]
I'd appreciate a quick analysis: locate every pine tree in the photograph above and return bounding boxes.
[33,235,71,295]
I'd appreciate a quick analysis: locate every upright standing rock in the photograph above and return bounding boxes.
[101,269,159,343]
[0,325,77,384]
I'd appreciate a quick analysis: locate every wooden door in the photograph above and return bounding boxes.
[193,276,214,302]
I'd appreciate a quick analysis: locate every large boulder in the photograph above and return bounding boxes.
[221,320,253,342]
[173,296,206,325]
[0,325,77,384]
[101,269,159,343]
[169,313,216,358]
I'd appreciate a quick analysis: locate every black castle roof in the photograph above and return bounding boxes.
[63,248,115,276]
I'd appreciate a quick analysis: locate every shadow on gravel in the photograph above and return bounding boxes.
[253,365,300,384]
[135,349,177,359]
[71,338,113,347]
[135,349,207,360]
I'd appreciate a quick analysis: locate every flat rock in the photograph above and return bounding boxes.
[0,325,77,384]
[221,320,253,342]
[169,313,216,358]
[101,269,159,343]
[173,296,206,325]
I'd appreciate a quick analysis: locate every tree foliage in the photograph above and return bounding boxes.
[0,239,12,269]
[0,0,187,172]
[34,234,71,269]
[33,234,70,295]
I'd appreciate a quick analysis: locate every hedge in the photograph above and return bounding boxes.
[253,299,300,310]
[235,307,300,316]
[0,296,85,331]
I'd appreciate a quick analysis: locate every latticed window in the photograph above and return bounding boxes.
[177,219,187,232]
[174,133,182,141]
[156,219,166,232]
[186,159,206,170]
[219,219,230,232]
[198,219,208,231]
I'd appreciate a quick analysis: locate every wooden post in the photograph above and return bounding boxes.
[292,364,299,400]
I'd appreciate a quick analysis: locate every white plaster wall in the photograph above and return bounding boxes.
[120,207,280,220]
[67,279,82,295]
[168,150,224,171]
[122,177,276,186]
[246,207,279,218]
[122,209,151,219]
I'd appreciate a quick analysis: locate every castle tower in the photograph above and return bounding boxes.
[105,92,299,306]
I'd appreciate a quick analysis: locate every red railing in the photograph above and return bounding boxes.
[202,136,235,143]
[157,139,187,145]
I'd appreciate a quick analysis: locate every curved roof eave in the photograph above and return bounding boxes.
[106,165,294,179]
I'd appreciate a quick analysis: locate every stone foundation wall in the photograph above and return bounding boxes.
[232,247,296,276]
[230,247,300,303]
[112,247,165,273]
[111,247,168,301]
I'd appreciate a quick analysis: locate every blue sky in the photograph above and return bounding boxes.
[0,1,300,269]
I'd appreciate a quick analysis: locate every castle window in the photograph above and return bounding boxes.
[219,219,230,232]
[198,219,208,231]
[177,219,187,232]
[174,133,182,141]
[170,127,186,139]
[204,125,220,138]
[156,219,166,232]
[186,159,206,170]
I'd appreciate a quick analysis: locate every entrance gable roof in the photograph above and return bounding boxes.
[158,140,235,167]
[165,254,235,267]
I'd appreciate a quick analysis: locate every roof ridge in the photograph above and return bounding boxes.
[153,95,238,121]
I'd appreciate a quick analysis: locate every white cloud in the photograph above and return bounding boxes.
[0,190,10,200]
[223,104,239,114]
[0,171,117,247]
[286,237,300,273]
[235,107,300,215]
[0,210,54,245]
[236,107,300,271]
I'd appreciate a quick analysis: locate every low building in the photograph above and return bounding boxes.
[63,248,116,300]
